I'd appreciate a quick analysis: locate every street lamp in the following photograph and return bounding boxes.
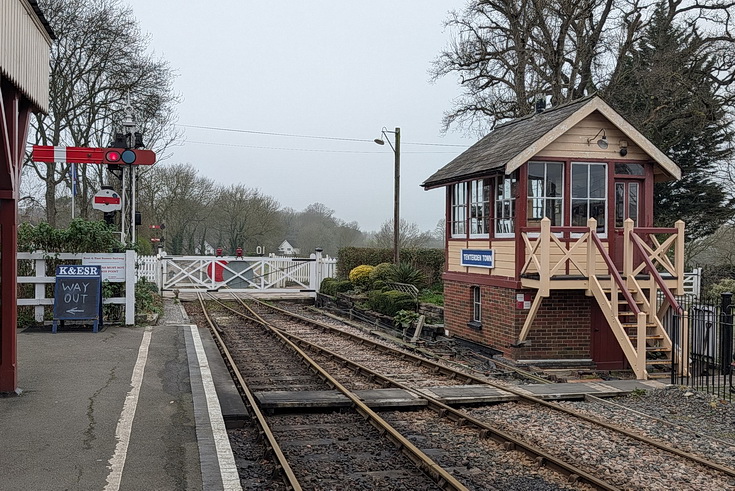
[374,127,401,264]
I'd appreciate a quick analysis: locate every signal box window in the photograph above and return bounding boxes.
[571,163,607,235]
[527,162,563,227]
[468,286,482,330]
[451,182,467,238]
[469,179,490,238]
[494,172,517,237]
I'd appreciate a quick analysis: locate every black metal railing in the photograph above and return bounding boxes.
[666,293,734,401]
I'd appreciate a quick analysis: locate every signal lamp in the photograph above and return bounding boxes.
[121,149,137,164]
[105,150,121,162]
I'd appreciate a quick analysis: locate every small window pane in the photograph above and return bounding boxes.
[548,198,563,225]
[472,287,481,322]
[629,183,639,226]
[615,183,624,227]
[590,200,606,231]
[572,165,588,198]
[547,164,563,197]
[615,163,645,176]
[571,200,588,226]
[590,165,606,198]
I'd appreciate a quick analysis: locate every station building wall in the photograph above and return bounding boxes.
[444,279,592,362]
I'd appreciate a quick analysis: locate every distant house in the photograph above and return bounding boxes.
[422,95,686,379]
[195,242,216,255]
[278,240,300,256]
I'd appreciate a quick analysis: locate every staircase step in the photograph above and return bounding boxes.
[646,359,672,365]
[628,335,664,340]
[645,347,670,352]
[647,372,672,380]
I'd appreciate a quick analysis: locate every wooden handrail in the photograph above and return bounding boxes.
[633,227,677,234]
[630,233,683,314]
[590,231,641,315]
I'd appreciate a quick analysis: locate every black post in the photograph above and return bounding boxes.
[720,292,733,375]
[670,309,679,385]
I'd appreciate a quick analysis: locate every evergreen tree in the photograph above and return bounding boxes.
[604,1,735,240]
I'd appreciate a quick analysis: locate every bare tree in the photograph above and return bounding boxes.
[371,219,434,250]
[212,185,282,254]
[283,203,365,256]
[137,164,215,254]
[433,0,735,133]
[28,0,180,226]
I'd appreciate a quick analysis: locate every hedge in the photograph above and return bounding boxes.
[338,247,444,287]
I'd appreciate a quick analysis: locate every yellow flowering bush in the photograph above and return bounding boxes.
[349,264,374,287]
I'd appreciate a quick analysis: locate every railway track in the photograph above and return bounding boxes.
[191,295,615,490]
[193,293,462,490]
[194,296,735,490]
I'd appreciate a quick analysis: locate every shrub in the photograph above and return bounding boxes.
[320,277,338,296]
[419,287,444,306]
[367,290,416,317]
[370,262,394,282]
[337,247,444,286]
[394,309,420,328]
[387,262,426,289]
[349,265,374,287]
[320,278,353,296]
[18,219,123,253]
[135,278,162,314]
[334,280,353,293]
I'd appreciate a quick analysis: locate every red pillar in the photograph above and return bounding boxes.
[0,199,18,392]
[0,79,29,393]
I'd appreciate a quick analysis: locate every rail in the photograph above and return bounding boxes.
[224,294,468,490]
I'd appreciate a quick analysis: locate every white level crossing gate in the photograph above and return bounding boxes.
[158,251,337,296]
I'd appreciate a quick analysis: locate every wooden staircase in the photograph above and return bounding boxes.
[517,217,687,380]
[593,281,674,379]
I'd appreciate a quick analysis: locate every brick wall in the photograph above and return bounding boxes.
[444,280,592,362]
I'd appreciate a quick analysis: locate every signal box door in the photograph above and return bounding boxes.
[612,180,642,270]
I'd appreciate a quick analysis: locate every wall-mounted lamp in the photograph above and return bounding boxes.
[619,140,628,157]
[587,129,608,149]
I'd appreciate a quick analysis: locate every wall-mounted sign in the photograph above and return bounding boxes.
[461,249,495,268]
[82,253,126,282]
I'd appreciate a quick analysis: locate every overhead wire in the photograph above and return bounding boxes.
[186,140,459,154]
[178,123,469,148]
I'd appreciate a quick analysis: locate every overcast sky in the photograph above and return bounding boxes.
[124,0,475,233]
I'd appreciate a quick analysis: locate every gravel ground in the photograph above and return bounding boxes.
[555,385,735,468]
[466,387,735,491]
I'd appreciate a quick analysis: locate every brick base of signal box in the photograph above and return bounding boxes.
[444,279,593,363]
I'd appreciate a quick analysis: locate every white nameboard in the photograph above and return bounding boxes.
[82,253,126,282]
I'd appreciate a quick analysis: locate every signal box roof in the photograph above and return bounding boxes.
[422,95,680,189]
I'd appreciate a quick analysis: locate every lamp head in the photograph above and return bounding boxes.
[587,129,608,149]
[374,138,385,145]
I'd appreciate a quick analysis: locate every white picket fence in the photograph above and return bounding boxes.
[17,251,137,325]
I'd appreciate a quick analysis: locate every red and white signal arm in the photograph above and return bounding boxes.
[92,189,122,212]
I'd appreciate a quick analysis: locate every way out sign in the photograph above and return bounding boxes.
[53,265,103,333]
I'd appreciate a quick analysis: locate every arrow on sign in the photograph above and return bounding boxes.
[66,307,84,315]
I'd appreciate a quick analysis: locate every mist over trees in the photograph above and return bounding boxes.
[59,164,437,257]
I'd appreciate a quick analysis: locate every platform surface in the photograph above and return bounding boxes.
[0,299,243,491]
